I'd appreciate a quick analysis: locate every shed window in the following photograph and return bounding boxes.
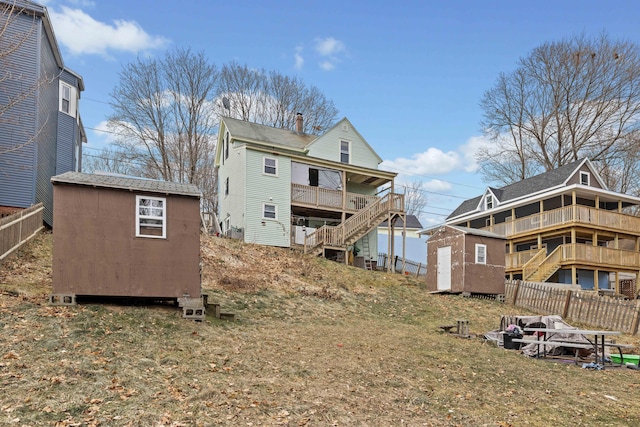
[475,244,487,264]
[264,157,277,175]
[136,196,166,238]
[224,177,229,197]
[580,171,590,186]
[340,140,350,164]
[263,203,276,219]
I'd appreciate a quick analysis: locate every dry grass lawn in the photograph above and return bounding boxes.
[2,231,640,426]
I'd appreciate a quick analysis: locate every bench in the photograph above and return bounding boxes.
[603,342,635,365]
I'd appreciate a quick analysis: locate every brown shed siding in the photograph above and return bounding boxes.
[426,226,505,294]
[52,184,201,298]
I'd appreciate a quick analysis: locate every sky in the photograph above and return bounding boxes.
[39,0,640,227]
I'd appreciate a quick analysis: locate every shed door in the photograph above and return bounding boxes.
[437,246,452,291]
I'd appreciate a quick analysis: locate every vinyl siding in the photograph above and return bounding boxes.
[0,11,40,209]
[218,140,247,237]
[244,149,291,247]
[307,120,380,169]
[35,21,60,227]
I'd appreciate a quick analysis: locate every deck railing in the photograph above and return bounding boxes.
[291,183,379,212]
[485,205,640,238]
[304,192,404,254]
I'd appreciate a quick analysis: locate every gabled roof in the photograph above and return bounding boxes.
[379,214,423,229]
[448,158,590,219]
[51,172,201,198]
[221,116,316,152]
[307,117,383,164]
[431,225,506,239]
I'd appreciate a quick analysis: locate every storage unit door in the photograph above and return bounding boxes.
[437,246,452,291]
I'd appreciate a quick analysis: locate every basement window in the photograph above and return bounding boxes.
[136,195,166,238]
[263,203,277,219]
[475,244,487,264]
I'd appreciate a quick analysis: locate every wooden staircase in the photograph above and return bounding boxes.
[522,246,563,282]
[303,192,404,257]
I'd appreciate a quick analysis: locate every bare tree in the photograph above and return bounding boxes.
[106,48,219,213]
[217,62,338,134]
[479,33,640,193]
[402,181,428,217]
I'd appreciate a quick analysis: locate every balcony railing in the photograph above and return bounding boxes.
[485,205,640,238]
[291,183,379,212]
[508,243,640,273]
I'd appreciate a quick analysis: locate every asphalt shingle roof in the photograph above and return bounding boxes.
[222,116,316,151]
[448,159,585,219]
[51,172,201,197]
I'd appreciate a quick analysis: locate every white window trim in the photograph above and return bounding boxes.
[485,194,493,210]
[263,156,278,176]
[340,140,350,164]
[580,171,590,186]
[475,243,487,264]
[136,195,166,239]
[262,203,277,220]
[59,81,76,117]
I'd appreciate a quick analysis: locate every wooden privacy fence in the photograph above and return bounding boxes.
[505,279,640,335]
[0,203,44,262]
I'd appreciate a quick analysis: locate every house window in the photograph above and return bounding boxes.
[485,195,493,209]
[580,171,590,186]
[263,203,276,219]
[224,217,230,233]
[475,244,487,264]
[264,157,277,175]
[136,196,166,238]
[224,132,230,161]
[224,177,229,197]
[59,82,75,116]
[340,140,350,164]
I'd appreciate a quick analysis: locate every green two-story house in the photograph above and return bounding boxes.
[214,114,405,266]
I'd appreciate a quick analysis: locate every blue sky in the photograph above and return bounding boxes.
[42,0,640,226]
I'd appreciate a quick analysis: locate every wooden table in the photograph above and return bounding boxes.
[523,328,621,366]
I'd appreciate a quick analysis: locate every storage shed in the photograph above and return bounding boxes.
[425,225,506,294]
[50,172,204,317]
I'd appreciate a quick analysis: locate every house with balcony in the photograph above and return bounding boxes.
[0,0,86,227]
[214,114,405,266]
[444,159,640,292]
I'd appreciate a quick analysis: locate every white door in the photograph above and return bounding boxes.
[437,246,452,291]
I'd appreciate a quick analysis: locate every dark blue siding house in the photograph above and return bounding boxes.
[0,0,86,226]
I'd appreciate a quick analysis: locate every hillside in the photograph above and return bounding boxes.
[2,232,640,426]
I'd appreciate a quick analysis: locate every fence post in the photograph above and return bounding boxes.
[511,280,521,306]
[416,263,422,277]
[562,289,572,319]
[631,300,640,335]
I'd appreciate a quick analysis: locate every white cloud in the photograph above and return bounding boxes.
[459,135,492,173]
[423,179,452,192]
[382,147,460,176]
[319,61,335,71]
[294,46,304,70]
[315,37,345,56]
[314,36,346,71]
[48,6,169,57]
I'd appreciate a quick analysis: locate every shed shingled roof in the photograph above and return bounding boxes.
[448,159,585,219]
[51,172,201,197]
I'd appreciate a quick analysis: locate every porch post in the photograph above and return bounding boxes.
[594,269,599,292]
[571,265,577,286]
[341,172,347,224]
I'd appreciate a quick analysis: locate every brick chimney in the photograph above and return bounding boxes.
[295,112,303,135]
